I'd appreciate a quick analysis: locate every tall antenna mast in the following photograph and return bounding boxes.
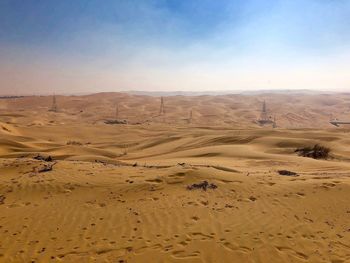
[49,94,58,112]
[189,109,193,123]
[260,101,268,121]
[257,100,274,126]
[159,96,165,115]
[273,116,277,128]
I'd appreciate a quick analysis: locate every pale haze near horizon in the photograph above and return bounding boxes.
[0,0,349,95]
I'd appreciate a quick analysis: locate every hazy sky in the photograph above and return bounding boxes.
[0,0,349,94]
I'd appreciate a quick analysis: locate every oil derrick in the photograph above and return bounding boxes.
[104,102,127,125]
[49,95,58,112]
[257,100,274,126]
[260,101,268,121]
[188,109,193,124]
[273,116,277,128]
[159,96,165,115]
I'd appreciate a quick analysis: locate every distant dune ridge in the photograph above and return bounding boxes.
[1,91,350,262]
[0,91,350,128]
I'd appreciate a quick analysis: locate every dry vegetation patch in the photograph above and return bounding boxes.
[278,170,298,177]
[295,144,330,159]
[187,181,218,191]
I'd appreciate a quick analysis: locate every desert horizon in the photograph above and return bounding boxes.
[1,88,349,97]
[2,91,350,129]
[1,0,350,262]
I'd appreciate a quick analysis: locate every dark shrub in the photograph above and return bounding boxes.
[187,181,218,191]
[278,170,298,176]
[295,144,330,159]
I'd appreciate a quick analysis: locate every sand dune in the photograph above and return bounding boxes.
[1,93,350,262]
[2,92,350,128]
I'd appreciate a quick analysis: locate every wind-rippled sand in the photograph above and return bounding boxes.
[0,93,350,262]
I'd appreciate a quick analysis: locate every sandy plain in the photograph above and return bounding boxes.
[0,92,350,262]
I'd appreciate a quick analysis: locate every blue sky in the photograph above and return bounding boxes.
[0,0,349,94]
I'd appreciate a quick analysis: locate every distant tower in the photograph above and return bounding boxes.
[159,97,165,115]
[257,100,273,126]
[273,116,277,128]
[49,95,58,112]
[260,101,268,121]
[188,109,193,123]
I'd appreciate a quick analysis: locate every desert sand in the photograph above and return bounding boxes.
[1,92,350,262]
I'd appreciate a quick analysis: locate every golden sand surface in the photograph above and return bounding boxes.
[0,93,350,262]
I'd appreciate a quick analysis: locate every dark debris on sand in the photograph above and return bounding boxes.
[295,144,330,159]
[187,181,218,191]
[278,170,299,177]
[104,119,127,125]
[33,155,53,162]
[38,162,56,173]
